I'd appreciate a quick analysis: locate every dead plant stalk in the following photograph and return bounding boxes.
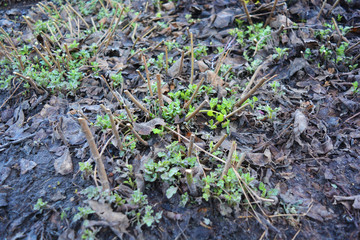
[78,118,110,191]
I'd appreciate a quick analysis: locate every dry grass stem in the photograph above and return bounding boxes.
[142,55,154,96]
[156,74,164,113]
[100,104,122,150]
[126,123,149,146]
[190,32,194,84]
[210,134,228,153]
[185,100,208,122]
[178,50,185,76]
[220,141,236,179]
[265,0,278,27]
[101,75,134,122]
[215,103,250,126]
[327,0,340,17]
[124,90,151,115]
[183,77,205,110]
[235,153,246,170]
[165,126,226,163]
[187,133,195,157]
[14,72,45,95]
[78,118,110,191]
[317,0,327,20]
[235,74,277,108]
[165,45,169,75]
[34,46,52,68]
[240,0,253,25]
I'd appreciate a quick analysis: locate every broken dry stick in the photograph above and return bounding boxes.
[142,55,153,96]
[14,72,44,95]
[165,126,226,164]
[183,77,205,110]
[188,134,195,157]
[100,104,122,150]
[101,75,134,122]
[126,123,148,146]
[265,0,278,27]
[165,45,169,75]
[220,141,237,179]
[215,103,250,126]
[235,153,246,170]
[78,118,110,191]
[235,74,277,108]
[178,50,185,76]
[185,100,208,122]
[240,0,253,25]
[156,74,164,114]
[190,32,194,84]
[210,134,228,153]
[317,0,327,20]
[124,90,151,115]
[34,46,52,68]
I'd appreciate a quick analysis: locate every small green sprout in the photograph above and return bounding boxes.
[34,198,48,212]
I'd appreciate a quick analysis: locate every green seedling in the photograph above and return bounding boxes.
[142,205,162,227]
[73,207,95,222]
[110,72,123,87]
[95,114,112,130]
[165,41,179,51]
[258,104,280,121]
[34,198,48,212]
[244,96,258,110]
[79,162,93,178]
[273,47,289,61]
[270,81,281,93]
[352,81,359,94]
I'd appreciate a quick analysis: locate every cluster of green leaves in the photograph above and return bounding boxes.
[311,22,357,70]
[257,104,281,121]
[352,81,359,94]
[204,97,235,131]
[144,141,196,183]
[229,22,271,52]
[201,160,278,205]
[184,44,208,60]
[79,185,162,227]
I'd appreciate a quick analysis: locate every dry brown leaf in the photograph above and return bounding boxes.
[133,118,166,135]
[89,200,129,235]
[293,109,308,147]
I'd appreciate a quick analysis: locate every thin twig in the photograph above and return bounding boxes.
[100,104,122,150]
[265,0,278,27]
[235,74,277,107]
[210,134,228,153]
[78,118,110,191]
[164,126,226,164]
[220,141,236,179]
[127,123,148,146]
[124,90,151,115]
[185,100,208,122]
[187,134,195,157]
[183,77,205,110]
[156,74,164,114]
[327,0,340,17]
[240,0,253,25]
[317,0,327,20]
[190,32,194,84]
[142,55,153,96]
[178,50,185,76]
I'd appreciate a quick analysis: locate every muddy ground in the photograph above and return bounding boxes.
[0,0,360,239]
